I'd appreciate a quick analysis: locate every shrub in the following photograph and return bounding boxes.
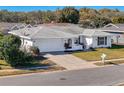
[89,47,95,51]
[30,46,40,56]
[0,35,34,67]
[5,50,34,67]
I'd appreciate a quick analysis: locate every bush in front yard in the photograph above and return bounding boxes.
[30,46,40,56]
[0,35,34,67]
[3,49,34,67]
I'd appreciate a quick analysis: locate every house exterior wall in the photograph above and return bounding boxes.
[33,38,65,52]
[20,37,83,52]
[67,37,83,51]
[82,36,93,49]
[82,36,112,49]
[20,35,112,52]
[92,36,112,48]
[20,38,33,50]
[34,38,83,52]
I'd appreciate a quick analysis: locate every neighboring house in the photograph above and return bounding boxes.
[8,23,113,52]
[100,23,124,44]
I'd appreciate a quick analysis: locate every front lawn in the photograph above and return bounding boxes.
[0,66,64,76]
[73,45,124,61]
[0,59,54,70]
[0,57,65,76]
[0,34,65,77]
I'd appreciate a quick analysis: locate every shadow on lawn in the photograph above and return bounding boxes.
[13,55,51,69]
[108,62,119,66]
[64,48,97,54]
[108,44,124,49]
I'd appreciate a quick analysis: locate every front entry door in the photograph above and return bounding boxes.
[64,39,72,49]
[68,39,72,48]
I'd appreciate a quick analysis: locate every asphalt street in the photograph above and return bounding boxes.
[0,65,124,86]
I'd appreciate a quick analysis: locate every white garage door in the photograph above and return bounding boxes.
[34,38,65,52]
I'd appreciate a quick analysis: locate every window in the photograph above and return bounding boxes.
[98,37,107,46]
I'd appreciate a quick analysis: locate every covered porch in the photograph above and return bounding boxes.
[64,36,85,51]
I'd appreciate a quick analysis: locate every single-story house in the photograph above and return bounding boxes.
[100,23,124,44]
[8,23,113,52]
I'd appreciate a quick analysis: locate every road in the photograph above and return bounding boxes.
[0,65,124,86]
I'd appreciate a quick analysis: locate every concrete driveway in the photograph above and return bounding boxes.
[44,53,97,70]
[0,64,124,85]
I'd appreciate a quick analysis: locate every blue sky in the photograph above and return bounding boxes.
[0,6,124,12]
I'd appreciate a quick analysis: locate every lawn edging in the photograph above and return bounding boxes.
[0,65,65,77]
[94,59,124,66]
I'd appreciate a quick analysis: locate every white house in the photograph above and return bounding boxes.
[100,23,124,44]
[8,23,113,52]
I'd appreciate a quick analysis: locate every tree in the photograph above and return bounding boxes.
[79,20,95,28]
[79,8,100,28]
[79,16,111,28]
[0,7,123,25]
[91,16,111,28]
[42,10,56,23]
[112,16,124,24]
[0,35,33,67]
[62,7,79,24]
[98,8,120,18]
[0,33,4,59]
[55,9,65,23]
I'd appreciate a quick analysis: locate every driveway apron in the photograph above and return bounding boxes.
[44,53,97,70]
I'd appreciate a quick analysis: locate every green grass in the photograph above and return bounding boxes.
[73,45,124,61]
[0,55,65,76]
[0,59,56,70]
[14,59,56,69]
[94,60,124,66]
[0,60,12,70]
[0,60,9,66]
[0,55,56,70]
[0,59,65,76]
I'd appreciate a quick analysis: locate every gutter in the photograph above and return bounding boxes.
[8,31,31,39]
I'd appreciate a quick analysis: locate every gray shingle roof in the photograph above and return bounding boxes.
[9,25,78,39]
[49,25,84,35]
[100,23,124,32]
[83,29,113,36]
[9,23,112,39]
